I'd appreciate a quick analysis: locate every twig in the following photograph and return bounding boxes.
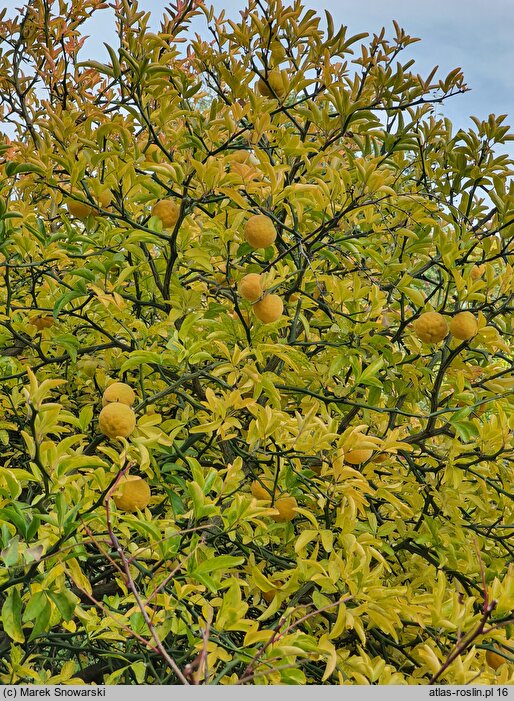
[428,540,497,684]
[237,595,352,684]
[183,618,211,684]
[144,540,203,605]
[104,476,190,685]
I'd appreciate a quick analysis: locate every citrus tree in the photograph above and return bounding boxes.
[0,0,513,685]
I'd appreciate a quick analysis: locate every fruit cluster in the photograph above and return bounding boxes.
[98,382,137,438]
[97,382,151,513]
[238,269,284,324]
[236,214,285,324]
[413,310,479,343]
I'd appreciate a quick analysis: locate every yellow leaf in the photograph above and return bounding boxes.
[65,558,92,595]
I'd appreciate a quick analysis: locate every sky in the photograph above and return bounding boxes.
[2,0,514,153]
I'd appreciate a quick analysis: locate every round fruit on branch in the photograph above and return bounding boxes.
[102,382,136,407]
[238,273,264,302]
[98,403,136,439]
[113,475,151,512]
[449,311,478,340]
[271,495,298,522]
[253,294,284,323]
[413,311,449,343]
[344,448,373,465]
[152,199,180,229]
[244,214,277,249]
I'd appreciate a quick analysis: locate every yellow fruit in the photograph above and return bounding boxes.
[413,311,449,343]
[257,70,288,99]
[239,273,263,302]
[244,215,277,248]
[113,475,151,512]
[253,294,283,323]
[102,382,136,407]
[449,311,478,341]
[98,403,136,439]
[486,649,508,670]
[271,496,298,522]
[470,264,485,280]
[30,316,54,330]
[251,479,273,500]
[344,449,373,465]
[66,189,111,218]
[152,199,180,229]
[213,262,234,284]
[66,199,95,219]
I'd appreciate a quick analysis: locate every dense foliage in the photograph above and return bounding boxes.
[0,0,513,685]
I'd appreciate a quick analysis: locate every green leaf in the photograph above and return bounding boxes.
[193,571,218,593]
[121,351,162,372]
[451,419,479,442]
[1,587,25,643]
[53,334,80,362]
[1,535,20,567]
[53,289,88,317]
[23,591,48,622]
[0,469,21,499]
[77,60,115,78]
[195,555,245,575]
[69,267,97,282]
[0,506,28,539]
[63,503,84,535]
[48,590,78,622]
[358,358,384,386]
[279,667,306,684]
[103,43,122,78]
[5,162,45,177]
[26,515,41,542]
[55,492,67,529]
[131,661,147,684]
[28,599,51,641]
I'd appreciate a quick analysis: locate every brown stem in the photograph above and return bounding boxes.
[237,595,352,684]
[104,475,190,685]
